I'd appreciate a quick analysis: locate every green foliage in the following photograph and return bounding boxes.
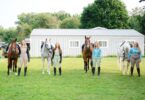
[0,26,4,39]
[16,13,59,38]
[2,28,17,43]
[0,58,145,99]
[81,0,129,29]
[16,12,80,39]
[52,11,71,21]
[140,13,145,35]
[60,16,81,28]
[128,7,145,35]
[128,15,142,32]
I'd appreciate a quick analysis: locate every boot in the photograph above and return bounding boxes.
[18,68,21,76]
[54,67,56,76]
[24,67,27,76]
[59,67,62,76]
[92,67,95,75]
[130,67,134,76]
[137,68,140,77]
[98,67,100,76]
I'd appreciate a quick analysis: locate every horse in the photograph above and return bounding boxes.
[7,40,20,75]
[117,41,132,75]
[41,38,53,75]
[82,36,94,73]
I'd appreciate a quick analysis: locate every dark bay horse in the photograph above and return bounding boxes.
[82,36,94,73]
[7,40,19,75]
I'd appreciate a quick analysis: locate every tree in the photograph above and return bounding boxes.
[60,16,81,28]
[2,28,17,43]
[81,0,129,29]
[128,15,142,32]
[0,26,4,39]
[128,7,145,34]
[141,13,145,35]
[16,13,59,38]
[129,7,145,16]
[52,11,71,21]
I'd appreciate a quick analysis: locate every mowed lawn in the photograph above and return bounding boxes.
[0,57,145,100]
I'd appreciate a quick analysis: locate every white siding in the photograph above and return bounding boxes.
[30,35,144,57]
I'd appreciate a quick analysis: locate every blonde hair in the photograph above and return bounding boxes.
[134,42,141,53]
[21,40,27,47]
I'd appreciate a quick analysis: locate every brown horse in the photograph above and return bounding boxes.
[7,40,19,75]
[82,36,94,73]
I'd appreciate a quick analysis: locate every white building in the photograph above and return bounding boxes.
[30,28,144,57]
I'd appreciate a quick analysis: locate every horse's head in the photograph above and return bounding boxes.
[118,41,131,58]
[85,36,91,48]
[11,42,17,53]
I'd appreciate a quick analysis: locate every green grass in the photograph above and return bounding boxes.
[0,57,145,100]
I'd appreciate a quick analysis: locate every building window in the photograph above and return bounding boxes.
[98,40,108,48]
[126,40,135,44]
[69,40,80,48]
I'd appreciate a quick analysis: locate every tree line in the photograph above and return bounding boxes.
[0,0,145,43]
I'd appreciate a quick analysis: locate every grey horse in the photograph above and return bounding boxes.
[117,41,132,75]
[41,38,53,75]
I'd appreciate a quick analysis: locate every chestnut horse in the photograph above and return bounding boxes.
[7,41,19,75]
[82,36,93,73]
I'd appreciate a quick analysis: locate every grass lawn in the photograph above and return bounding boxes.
[0,57,145,100]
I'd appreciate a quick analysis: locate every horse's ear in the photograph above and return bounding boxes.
[85,36,87,39]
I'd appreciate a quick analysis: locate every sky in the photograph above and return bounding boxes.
[0,0,145,28]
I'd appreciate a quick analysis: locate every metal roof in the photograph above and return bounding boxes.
[31,29,144,37]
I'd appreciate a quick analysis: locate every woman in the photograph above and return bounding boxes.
[18,40,30,76]
[92,41,102,76]
[128,42,142,77]
[52,42,62,76]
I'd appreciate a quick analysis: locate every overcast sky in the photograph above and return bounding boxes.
[0,0,145,28]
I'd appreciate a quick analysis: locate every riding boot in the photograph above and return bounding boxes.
[92,67,95,75]
[130,67,134,76]
[7,66,10,75]
[92,68,94,75]
[98,67,100,76]
[90,60,93,68]
[18,68,21,76]
[137,68,140,77]
[24,67,27,76]
[54,67,56,76]
[59,67,62,76]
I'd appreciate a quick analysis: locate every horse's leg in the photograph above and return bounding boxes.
[118,57,121,71]
[85,60,88,73]
[42,57,45,74]
[47,57,51,75]
[90,58,93,70]
[7,58,10,75]
[122,61,125,75]
[87,58,89,70]
[14,58,18,72]
[83,60,85,70]
[12,60,15,72]
[8,58,12,75]
[127,61,130,75]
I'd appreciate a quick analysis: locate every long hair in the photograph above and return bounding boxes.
[94,41,100,48]
[20,40,27,48]
[134,42,141,53]
[54,43,62,54]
